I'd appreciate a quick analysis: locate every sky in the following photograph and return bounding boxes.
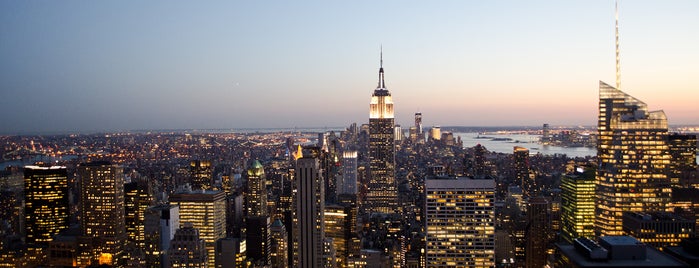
[1,1,698,134]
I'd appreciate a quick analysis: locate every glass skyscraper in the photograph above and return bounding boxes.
[24,165,69,245]
[595,81,671,236]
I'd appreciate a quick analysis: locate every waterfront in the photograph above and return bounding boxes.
[455,132,597,158]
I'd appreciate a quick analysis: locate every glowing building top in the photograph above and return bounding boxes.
[369,49,394,119]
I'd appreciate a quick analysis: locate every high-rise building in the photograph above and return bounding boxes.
[169,186,226,268]
[23,165,69,246]
[339,151,358,195]
[270,219,289,268]
[78,161,127,266]
[415,112,423,134]
[246,216,271,265]
[513,146,532,197]
[595,81,671,236]
[324,204,355,268]
[144,204,179,268]
[429,126,441,141]
[215,237,246,268]
[246,160,268,217]
[526,197,550,268]
[168,223,207,268]
[560,167,596,243]
[245,160,270,265]
[425,177,495,267]
[190,160,212,190]
[294,151,325,268]
[542,123,551,144]
[668,133,698,187]
[366,51,397,214]
[124,178,153,250]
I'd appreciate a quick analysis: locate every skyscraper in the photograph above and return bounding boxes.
[169,186,226,267]
[245,160,271,265]
[366,50,397,214]
[425,177,495,268]
[270,219,289,268]
[560,167,596,243]
[168,223,207,268]
[246,160,268,217]
[339,151,358,195]
[124,177,153,250]
[294,150,325,268]
[78,161,127,266]
[595,2,672,236]
[144,204,180,268]
[513,146,531,197]
[190,160,212,190]
[525,197,550,268]
[24,165,69,245]
[668,133,698,187]
[414,112,423,134]
[595,81,671,236]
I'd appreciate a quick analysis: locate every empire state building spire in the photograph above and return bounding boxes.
[378,46,386,89]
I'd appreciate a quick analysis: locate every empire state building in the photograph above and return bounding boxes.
[366,52,397,214]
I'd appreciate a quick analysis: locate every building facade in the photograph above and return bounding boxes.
[425,177,495,268]
[78,161,127,266]
[561,168,596,243]
[169,187,226,267]
[294,153,325,268]
[23,165,69,246]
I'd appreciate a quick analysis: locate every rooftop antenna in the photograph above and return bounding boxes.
[378,45,386,89]
[615,0,621,90]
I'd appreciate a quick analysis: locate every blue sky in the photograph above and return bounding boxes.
[1,1,698,134]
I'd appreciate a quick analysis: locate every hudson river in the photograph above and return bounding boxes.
[454,132,596,158]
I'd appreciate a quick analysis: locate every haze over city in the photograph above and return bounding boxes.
[1,1,698,134]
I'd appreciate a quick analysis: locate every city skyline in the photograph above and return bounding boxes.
[1,1,698,134]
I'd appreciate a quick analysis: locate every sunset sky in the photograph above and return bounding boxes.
[1,1,698,134]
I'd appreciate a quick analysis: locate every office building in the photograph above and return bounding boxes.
[190,160,212,190]
[596,81,671,236]
[78,161,127,266]
[561,167,596,243]
[23,165,69,246]
[246,216,270,265]
[144,204,179,268]
[169,186,226,268]
[425,177,495,267]
[124,177,153,250]
[325,204,355,268]
[513,146,532,198]
[668,133,698,187]
[215,237,247,268]
[294,152,325,268]
[340,151,358,195]
[555,237,687,268]
[246,160,268,217]
[526,197,550,268]
[366,51,397,214]
[270,219,289,268]
[622,212,694,250]
[168,223,207,268]
[429,126,440,141]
